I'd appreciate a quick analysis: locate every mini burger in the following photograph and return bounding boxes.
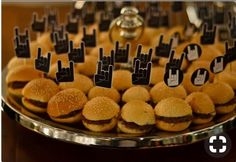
[47,88,87,123]
[202,82,236,114]
[77,55,97,76]
[150,81,187,104]
[59,73,93,94]
[22,78,60,113]
[122,86,150,103]
[82,97,120,132]
[150,67,165,86]
[214,71,236,93]
[185,92,216,124]
[112,70,132,92]
[6,65,43,100]
[118,100,155,134]
[88,86,120,103]
[7,56,34,70]
[154,97,193,132]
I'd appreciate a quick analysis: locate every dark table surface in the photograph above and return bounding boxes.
[2,112,236,162]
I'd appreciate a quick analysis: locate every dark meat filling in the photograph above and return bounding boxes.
[193,112,215,119]
[82,116,112,125]
[8,81,28,89]
[119,119,153,131]
[25,98,48,108]
[56,110,82,119]
[156,115,192,123]
[215,97,236,107]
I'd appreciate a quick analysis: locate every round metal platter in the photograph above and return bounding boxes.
[2,68,236,149]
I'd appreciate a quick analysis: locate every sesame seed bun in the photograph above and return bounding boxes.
[6,65,43,97]
[77,55,97,76]
[202,82,235,114]
[22,78,60,113]
[201,82,234,104]
[59,74,93,94]
[185,92,216,124]
[98,32,110,45]
[88,86,120,103]
[7,57,34,70]
[198,45,222,62]
[150,82,187,103]
[154,97,192,132]
[112,70,132,91]
[118,100,155,134]
[214,71,236,90]
[82,96,120,132]
[36,32,53,51]
[150,66,165,85]
[225,60,236,72]
[47,88,87,123]
[122,86,150,103]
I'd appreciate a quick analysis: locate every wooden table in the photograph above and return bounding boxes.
[2,112,236,162]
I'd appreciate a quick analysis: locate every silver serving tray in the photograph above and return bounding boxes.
[1,68,236,149]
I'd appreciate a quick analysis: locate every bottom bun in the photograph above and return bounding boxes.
[82,118,117,132]
[22,97,46,113]
[216,104,236,114]
[21,107,41,119]
[117,121,151,134]
[156,120,191,132]
[8,87,23,98]
[193,116,214,125]
[50,112,82,124]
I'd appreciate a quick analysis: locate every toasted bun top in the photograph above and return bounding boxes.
[7,57,34,70]
[22,78,60,102]
[47,88,87,117]
[88,86,120,103]
[201,82,234,104]
[82,97,120,121]
[122,86,150,102]
[155,97,192,117]
[121,100,155,126]
[150,67,164,85]
[59,74,93,94]
[214,71,236,89]
[77,55,97,76]
[150,82,187,103]
[6,65,43,83]
[112,70,132,91]
[185,92,215,114]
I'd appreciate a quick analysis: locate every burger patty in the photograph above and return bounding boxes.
[156,115,192,123]
[25,98,48,108]
[193,112,215,119]
[8,81,28,89]
[119,119,153,131]
[215,96,236,107]
[56,109,82,119]
[82,116,113,125]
